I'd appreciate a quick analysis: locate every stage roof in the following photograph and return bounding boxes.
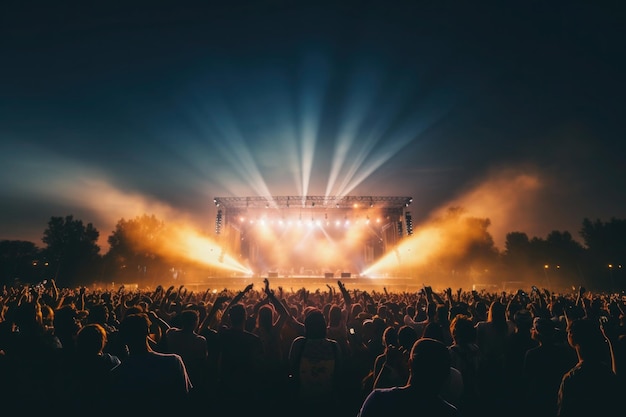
[213,196,413,210]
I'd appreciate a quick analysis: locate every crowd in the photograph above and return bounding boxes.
[0,277,624,417]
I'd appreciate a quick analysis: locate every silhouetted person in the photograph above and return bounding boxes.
[523,317,578,417]
[63,323,121,416]
[357,338,459,417]
[217,302,264,412]
[449,314,481,417]
[475,300,510,415]
[110,313,192,414]
[165,309,208,393]
[504,309,538,416]
[557,318,619,417]
[289,308,343,416]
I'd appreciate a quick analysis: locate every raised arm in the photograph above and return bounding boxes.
[220,283,254,327]
[199,294,229,332]
[263,279,290,330]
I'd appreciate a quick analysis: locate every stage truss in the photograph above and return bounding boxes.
[212,196,414,277]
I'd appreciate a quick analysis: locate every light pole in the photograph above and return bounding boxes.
[543,264,551,289]
[609,264,614,291]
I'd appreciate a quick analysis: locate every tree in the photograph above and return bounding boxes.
[0,240,43,285]
[42,215,101,286]
[580,218,626,290]
[104,214,168,285]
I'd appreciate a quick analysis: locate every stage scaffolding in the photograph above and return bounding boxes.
[213,196,413,276]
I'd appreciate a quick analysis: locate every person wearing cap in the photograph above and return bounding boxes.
[357,338,459,417]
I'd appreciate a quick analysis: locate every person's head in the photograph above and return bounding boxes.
[487,301,506,323]
[474,301,488,320]
[228,303,246,328]
[408,338,451,395]
[398,325,418,352]
[328,305,342,327]
[257,304,274,330]
[54,304,81,338]
[513,309,533,332]
[87,303,109,325]
[76,323,107,356]
[371,317,387,339]
[450,314,476,345]
[377,304,388,319]
[322,303,332,322]
[549,298,564,317]
[304,309,327,339]
[351,303,363,319]
[179,309,200,332]
[406,305,416,319]
[123,306,143,319]
[531,317,555,344]
[382,326,399,348]
[119,313,151,350]
[435,304,449,324]
[566,318,606,361]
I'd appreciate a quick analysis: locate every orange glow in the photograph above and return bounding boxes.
[436,168,543,248]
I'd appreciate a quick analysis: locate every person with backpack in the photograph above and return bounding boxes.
[288,308,342,416]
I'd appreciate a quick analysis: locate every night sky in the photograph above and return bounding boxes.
[1,1,624,250]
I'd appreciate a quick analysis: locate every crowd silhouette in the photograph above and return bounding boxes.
[0,278,624,417]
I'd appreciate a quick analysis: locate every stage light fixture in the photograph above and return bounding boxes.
[215,209,223,235]
[405,211,413,236]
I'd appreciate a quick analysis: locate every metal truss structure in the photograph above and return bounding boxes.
[213,195,413,209]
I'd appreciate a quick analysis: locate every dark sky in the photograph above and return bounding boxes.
[1,1,624,250]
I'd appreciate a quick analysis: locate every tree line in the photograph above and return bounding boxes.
[0,211,624,291]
